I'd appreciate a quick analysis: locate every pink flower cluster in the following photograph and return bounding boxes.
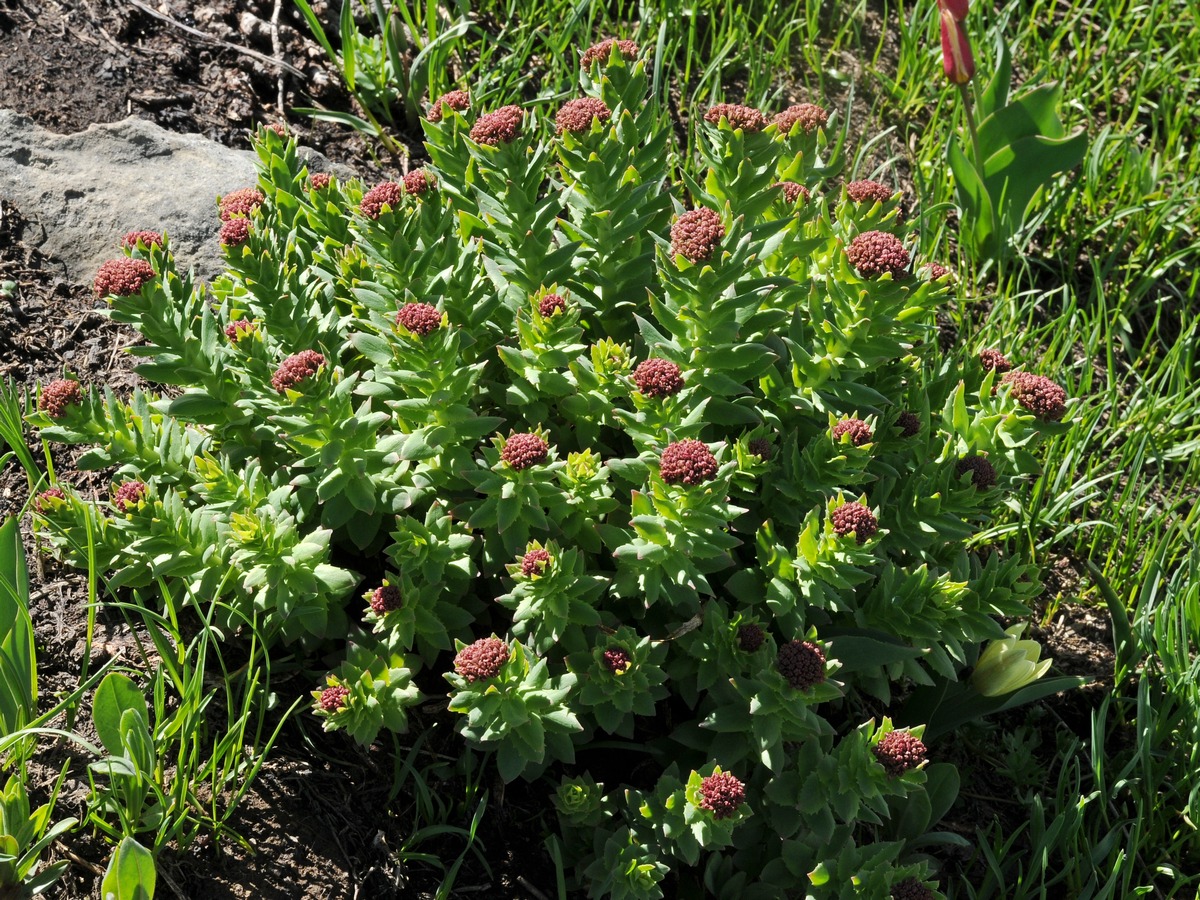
[219,188,264,222]
[703,103,767,133]
[112,481,149,513]
[670,208,724,263]
[556,98,612,135]
[38,379,82,418]
[520,548,552,577]
[395,302,442,337]
[831,502,878,543]
[697,771,746,820]
[633,358,684,398]
[660,439,718,486]
[121,230,163,250]
[454,637,509,682]
[774,181,810,205]
[873,730,927,778]
[470,105,523,146]
[94,258,155,297]
[501,433,549,470]
[777,640,826,690]
[773,103,828,134]
[1001,371,1068,421]
[318,685,350,712]
[271,350,326,394]
[369,585,402,614]
[832,418,873,446]
[580,38,638,68]
[427,89,470,123]
[846,231,909,278]
[538,294,567,317]
[602,647,632,674]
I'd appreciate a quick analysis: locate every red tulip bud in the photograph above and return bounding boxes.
[940,10,975,84]
[938,0,970,21]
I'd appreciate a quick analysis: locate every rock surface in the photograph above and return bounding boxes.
[0,110,351,284]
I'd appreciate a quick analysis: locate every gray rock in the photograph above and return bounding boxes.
[0,110,354,285]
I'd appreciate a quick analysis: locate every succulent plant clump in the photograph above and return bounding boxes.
[979,348,1013,373]
[659,439,718,486]
[670,208,725,263]
[318,685,350,712]
[896,410,921,438]
[38,379,82,418]
[502,433,550,470]
[271,350,326,394]
[845,180,896,205]
[218,187,265,222]
[94,258,155,297]
[427,89,470,122]
[773,102,829,133]
[956,455,997,489]
[556,97,612,135]
[360,182,404,220]
[395,302,442,336]
[873,730,928,778]
[121,230,163,249]
[703,103,767,133]
[697,771,746,819]
[777,640,826,690]
[220,217,251,247]
[520,548,552,576]
[470,105,523,146]
[369,585,402,614]
[454,637,510,682]
[833,418,873,446]
[846,231,910,279]
[403,168,437,195]
[579,38,638,68]
[1001,371,1068,421]
[737,623,765,652]
[112,481,148,513]
[831,502,878,543]
[774,181,811,205]
[33,487,66,513]
[633,358,684,398]
[603,647,633,674]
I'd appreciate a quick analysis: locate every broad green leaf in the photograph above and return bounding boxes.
[983,131,1088,232]
[947,138,998,260]
[92,673,149,758]
[100,837,156,900]
[979,36,1012,120]
[978,84,1067,159]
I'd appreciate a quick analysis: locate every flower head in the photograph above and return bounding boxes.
[403,168,436,196]
[428,89,470,123]
[264,122,289,138]
[538,293,566,317]
[704,103,767,133]
[845,179,896,205]
[94,258,155,297]
[112,481,148,513]
[369,584,402,615]
[891,878,936,900]
[520,548,552,577]
[737,623,765,652]
[873,730,927,777]
[773,103,828,134]
[941,9,976,84]
[660,439,718,486]
[1001,371,1068,421]
[220,217,251,247]
[603,647,632,675]
[501,433,549,470]
[38,379,82,418]
[633,358,684,398]
[832,417,873,446]
[773,181,811,205]
[670,208,725,263]
[748,437,772,460]
[580,38,639,68]
[955,455,996,489]
[218,187,264,222]
[971,623,1052,697]
[395,302,442,337]
[979,348,1013,374]
[777,640,825,690]
[121,230,163,250]
[556,97,612,135]
[846,231,910,278]
[225,319,257,340]
[33,487,66,513]
[896,410,921,438]
[922,261,951,281]
[309,172,332,191]
[271,350,326,394]
[318,685,350,713]
[360,181,403,220]
[831,502,878,544]
[470,105,523,146]
[698,771,746,820]
[454,637,509,682]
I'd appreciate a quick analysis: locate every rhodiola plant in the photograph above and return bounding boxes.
[28,38,1077,897]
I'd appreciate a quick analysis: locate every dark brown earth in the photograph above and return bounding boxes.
[0,1,1118,898]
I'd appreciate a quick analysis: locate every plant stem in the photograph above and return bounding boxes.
[957,81,984,178]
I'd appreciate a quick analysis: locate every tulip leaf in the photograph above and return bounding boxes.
[93,673,150,758]
[100,837,156,900]
[977,83,1068,158]
[983,131,1088,234]
[979,36,1012,120]
[947,138,998,260]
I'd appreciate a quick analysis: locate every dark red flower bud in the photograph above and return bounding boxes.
[454,637,509,682]
[955,455,996,489]
[220,217,251,247]
[748,437,772,460]
[520,548,552,577]
[670,208,725,263]
[225,319,257,340]
[773,103,829,134]
[777,640,825,690]
[38,379,82,418]
[922,262,950,281]
[698,771,746,820]
[633,358,684,398]
[896,410,921,438]
[309,172,332,191]
[318,685,350,712]
[427,89,470,123]
[704,103,767,133]
[396,302,442,336]
[469,105,523,146]
[218,187,264,222]
[121,230,163,250]
[369,584,402,614]
[403,168,436,196]
[773,181,811,205]
[112,481,148,513]
[874,730,927,777]
[33,487,66,513]
[845,179,895,205]
[832,418,873,446]
[501,433,549,470]
[580,38,639,68]
[556,97,612,135]
[271,350,326,394]
[737,623,765,652]
[891,878,936,900]
[846,230,910,278]
[360,181,403,220]
[538,294,566,317]
[264,122,289,137]
[979,348,1013,374]
[1001,371,1068,421]
[603,647,632,674]
[831,502,878,543]
[659,439,718,486]
[94,258,155,297]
